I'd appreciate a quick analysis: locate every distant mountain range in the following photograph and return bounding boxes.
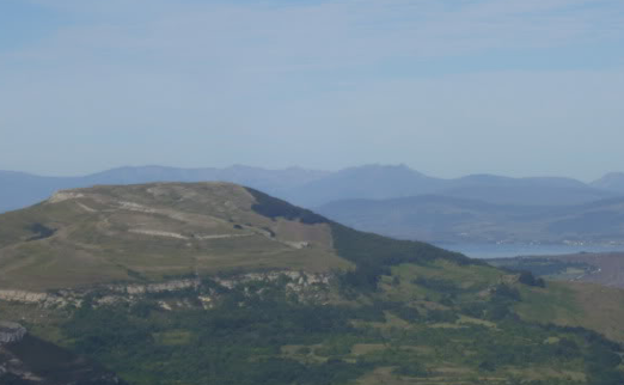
[284,165,618,207]
[2,164,624,214]
[0,165,329,213]
[2,164,624,245]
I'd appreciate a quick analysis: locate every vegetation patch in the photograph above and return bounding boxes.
[41,273,624,385]
[246,188,328,224]
[153,330,194,346]
[489,257,597,281]
[331,223,479,292]
[26,223,56,241]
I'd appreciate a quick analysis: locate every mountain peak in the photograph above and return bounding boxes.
[344,163,424,175]
[592,172,624,193]
[590,172,624,194]
[0,182,350,291]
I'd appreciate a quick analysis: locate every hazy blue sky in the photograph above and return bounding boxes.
[1,0,623,180]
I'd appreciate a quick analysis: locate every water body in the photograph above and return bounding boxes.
[434,243,624,259]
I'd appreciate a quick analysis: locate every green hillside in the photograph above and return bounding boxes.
[0,183,350,290]
[1,183,624,385]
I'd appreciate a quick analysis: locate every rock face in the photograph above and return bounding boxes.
[0,321,26,344]
[0,271,334,310]
[0,289,78,308]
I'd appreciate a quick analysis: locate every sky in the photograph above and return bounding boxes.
[0,0,623,181]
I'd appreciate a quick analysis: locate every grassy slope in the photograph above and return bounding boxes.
[517,281,624,343]
[489,256,624,343]
[0,183,350,290]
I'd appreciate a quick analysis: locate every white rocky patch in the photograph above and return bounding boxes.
[129,229,190,240]
[76,202,97,213]
[48,192,85,203]
[0,272,332,309]
[282,241,310,249]
[193,233,254,240]
[117,201,157,214]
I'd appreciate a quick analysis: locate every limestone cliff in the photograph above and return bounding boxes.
[0,271,334,310]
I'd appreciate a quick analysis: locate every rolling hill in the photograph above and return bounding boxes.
[1,183,624,385]
[281,164,446,207]
[318,194,624,245]
[0,182,352,291]
[287,168,616,208]
[435,174,614,206]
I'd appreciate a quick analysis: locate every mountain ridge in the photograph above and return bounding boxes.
[0,181,470,291]
[2,164,622,214]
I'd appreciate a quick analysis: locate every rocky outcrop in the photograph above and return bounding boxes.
[47,191,85,203]
[215,271,328,287]
[106,278,201,295]
[0,289,80,308]
[0,321,26,344]
[0,271,334,309]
